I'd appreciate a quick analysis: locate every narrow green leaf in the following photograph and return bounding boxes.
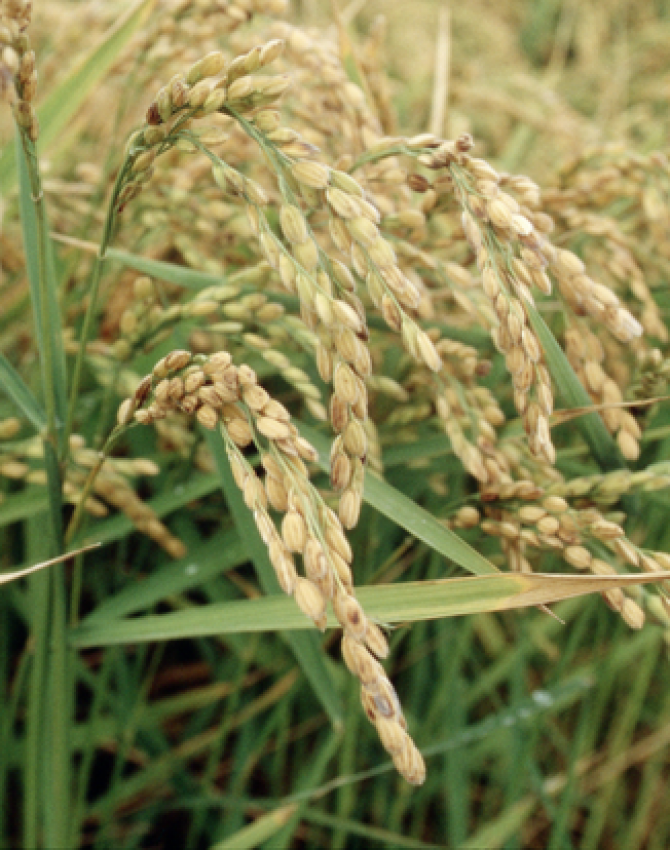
[24,515,51,849]
[209,805,298,850]
[461,799,536,849]
[525,301,625,473]
[16,132,68,447]
[299,423,499,577]
[42,439,65,551]
[15,137,40,311]
[0,490,49,529]
[106,247,227,290]
[204,428,344,730]
[43,563,70,848]
[288,675,591,797]
[102,247,303,315]
[84,530,246,622]
[383,434,454,468]
[0,0,157,192]
[262,732,340,849]
[300,809,446,849]
[69,571,669,648]
[0,353,47,433]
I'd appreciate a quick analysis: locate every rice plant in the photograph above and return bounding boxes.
[2,0,670,846]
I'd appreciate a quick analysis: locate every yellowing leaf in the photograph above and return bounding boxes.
[70,570,670,647]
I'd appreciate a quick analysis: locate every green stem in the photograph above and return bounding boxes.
[64,156,131,449]
[0,633,30,845]
[44,564,70,849]
[17,133,62,444]
[69,550,85,629]
[33,195,57,434]
[16,130,65,536]
[17,126,70,850]
[96,644,165,847]
[349,144,423,172]
[69,649,116,847]
[65,255,105,447]
[25,567,49,849]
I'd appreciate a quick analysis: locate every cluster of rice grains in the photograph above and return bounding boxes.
[406,134,645,467]
[0,0,38,139]
[397,134,670,624]
[469,462,670,629]
[2,12,656,791]
[0,415,184,555]
[120,35,444,533]
[118,350,426,785]
[1,0,670,822]
[111,37,288,214]
[95,25,670,782]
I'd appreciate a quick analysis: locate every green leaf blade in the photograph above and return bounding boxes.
[0,353,47,434]
[525,301,625,473]
[299,423,499,577]
[16,133,68,449]
[209,805,298,850]
[70,571,669,648]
